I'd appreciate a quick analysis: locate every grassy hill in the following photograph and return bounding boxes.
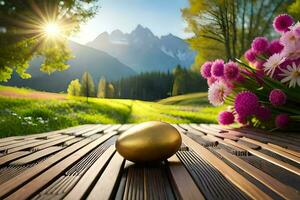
[159,92,209,106]
[0,86,222,137]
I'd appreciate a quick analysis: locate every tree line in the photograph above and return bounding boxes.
[68,65,207,101]
[67,72,115,101]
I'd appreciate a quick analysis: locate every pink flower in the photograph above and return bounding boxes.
[207,77,217,86]
[269,89,287,106]
[224,61,239,81]
[200,61,212,79]
[256,106,271,121]
[234,91,259,117]
[218,111,234,125]
[244,49,257,62]
[236,114,247,124]
[251,37,269,53]
[275,114,289,129]
[263,53,286,78]
[280,30,300,60]
[268,39,284,55]
[273,14,294,33]
[208,81,231,106]
[211,59,225,77]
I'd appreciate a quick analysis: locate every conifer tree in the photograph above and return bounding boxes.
[97,77,106,98]
[81,72,95,102]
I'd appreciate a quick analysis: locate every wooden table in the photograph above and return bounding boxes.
[0,124,299,200]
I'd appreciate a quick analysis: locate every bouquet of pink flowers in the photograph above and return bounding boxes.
[200,14,300,131]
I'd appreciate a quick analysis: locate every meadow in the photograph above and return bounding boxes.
[0,86,223,137]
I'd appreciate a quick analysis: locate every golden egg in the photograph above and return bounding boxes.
[116,121,182,162]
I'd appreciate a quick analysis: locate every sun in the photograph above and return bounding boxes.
[43,22,61,38]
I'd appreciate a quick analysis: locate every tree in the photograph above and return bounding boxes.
[97,77,106,98]
[81,72,95,101]
[182,0,289,70]
[288,0,300,19]
[106,83,115,98]
[67,79,81,96]
[0,0,99,81]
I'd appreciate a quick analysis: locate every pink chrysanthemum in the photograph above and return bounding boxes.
[207,77,217,86]
[269,89,287,106]
[268,39,284,55]
[244,49,257,62]
[273,14,294,33]
[256,106,271,121]
[224,61,240,81]
[251,37,269,53]
[275,114,289,129]
[280,31,300,60]
[234,91,259,117]
[208,81,231,106]
[200,61,212,79]
[218,111,234,125]
[211,59,225,77]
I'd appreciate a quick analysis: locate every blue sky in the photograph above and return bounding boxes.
[71,0,191,44]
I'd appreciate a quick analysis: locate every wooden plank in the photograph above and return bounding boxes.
[7,135,72,154]
[240,137,300,164]
[0,151,31,166]
[72,125,103,136]
[0,139,40,152]
[268,143,300,158]
[11,146,62,165]
[32,136,76,151]
[0,137,92,198]
[224,139,300,176]
[5,131,117,200]
[190,124,240,141]
[209,124,300,152]
[64,146,116,200]
[180,133,272,200]
[82,125,111,137]
[103,124,122,133]
[168,155,205,200]
[87,152,124,200]
[216,149,300,200]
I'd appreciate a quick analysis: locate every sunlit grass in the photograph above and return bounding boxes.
[0,86,222,137]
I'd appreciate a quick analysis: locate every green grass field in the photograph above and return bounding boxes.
[0,86,223,137]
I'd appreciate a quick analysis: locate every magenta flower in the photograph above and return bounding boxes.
[200,61,212,79]
[275,114,289,128]
[244,49,257,62]
[234,91,259,117]
[256,106,271,121]
[268,39,284,55]
[236,114,247,125]
[218,111,234,125]
[251,37,269,53]
[211,59,225,77]
[254,60,265,70]
[224,61,240,81]
[273,14,294,33]
[269,89,287,106]
[207,77,217,86]
[208,81,231,106]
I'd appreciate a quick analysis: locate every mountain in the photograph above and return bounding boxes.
[4,41,136,92]
[86,25,196,72]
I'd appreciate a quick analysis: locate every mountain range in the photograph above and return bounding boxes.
[4,25,195,92]
[87,25,196,72]
[5,41,135,92]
